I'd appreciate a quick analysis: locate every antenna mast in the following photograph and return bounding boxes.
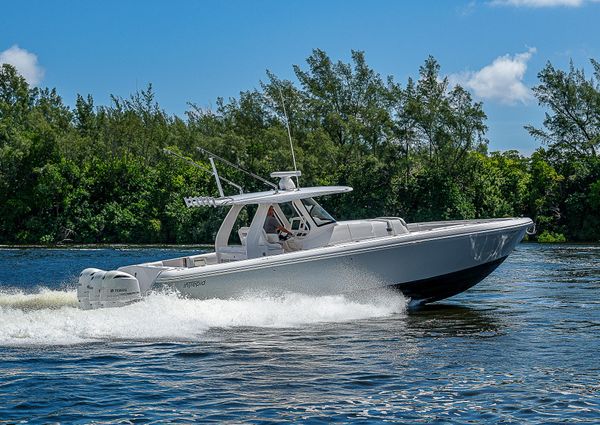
[277,85,300,188]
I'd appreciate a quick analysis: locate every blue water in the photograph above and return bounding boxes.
[0,244,598,423]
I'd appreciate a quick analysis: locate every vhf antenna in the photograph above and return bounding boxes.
[196,146,278,190]
[277,85,300,188]
[163,148,243,195]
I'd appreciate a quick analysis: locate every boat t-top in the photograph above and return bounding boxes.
[77,148,533,309]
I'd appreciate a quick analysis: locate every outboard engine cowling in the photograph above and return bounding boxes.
[99,270,141,308]
[88,270,107,309]
[77,268,103,310]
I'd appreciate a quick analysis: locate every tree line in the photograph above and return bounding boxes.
[0,50,598,244]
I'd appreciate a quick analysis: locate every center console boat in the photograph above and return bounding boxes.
[77,154,533,309]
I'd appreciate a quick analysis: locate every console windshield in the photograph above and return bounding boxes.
[301,198,336,226]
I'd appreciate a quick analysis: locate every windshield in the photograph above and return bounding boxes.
[301,198,336,226]
[278,202,300,223]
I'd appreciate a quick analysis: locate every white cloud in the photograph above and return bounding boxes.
[491,0,588,7]
[449,48,536,105]
[0,45,45,85]
[459,0,477,16]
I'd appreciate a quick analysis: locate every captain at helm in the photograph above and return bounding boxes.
[264,205,293,241]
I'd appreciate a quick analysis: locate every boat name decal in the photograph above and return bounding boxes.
[183,280,206,288]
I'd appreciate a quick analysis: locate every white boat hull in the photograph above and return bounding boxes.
[153,218,531,303]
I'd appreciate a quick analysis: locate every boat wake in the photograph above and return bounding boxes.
[0,287,406,346]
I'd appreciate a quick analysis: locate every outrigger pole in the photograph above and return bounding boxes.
[163,148,243,195]
[196,146,278,190]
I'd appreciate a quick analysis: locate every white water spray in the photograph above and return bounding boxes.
[0,288,406,346]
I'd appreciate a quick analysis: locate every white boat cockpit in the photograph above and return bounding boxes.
[215,192,340,262]
[142,171,409,271]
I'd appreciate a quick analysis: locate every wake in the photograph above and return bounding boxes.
[0,287,406,346]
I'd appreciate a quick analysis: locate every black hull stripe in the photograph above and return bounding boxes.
[392,256,508,304]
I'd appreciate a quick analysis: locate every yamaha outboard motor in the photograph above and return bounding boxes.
[77,268,102,310]
[88,270,107,309]
[99,270,141,308]
[77,268,141,309]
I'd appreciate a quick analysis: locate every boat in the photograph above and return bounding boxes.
[77,153,534,309]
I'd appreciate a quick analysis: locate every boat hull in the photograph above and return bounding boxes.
[154,218,531,304]
[392,255,507,303]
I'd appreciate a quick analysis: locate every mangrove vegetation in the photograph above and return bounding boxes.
[0,50,599,244]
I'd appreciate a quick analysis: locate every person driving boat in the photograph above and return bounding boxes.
[264,206,293,241]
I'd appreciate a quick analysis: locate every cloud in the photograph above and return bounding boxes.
[459,1,477,16]
[0,45,45,85]
[449,48,536,105]
[491,0,589,7]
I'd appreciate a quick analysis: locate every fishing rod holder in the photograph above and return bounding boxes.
[184,196,229,208]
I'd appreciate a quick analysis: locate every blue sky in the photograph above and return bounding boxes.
[1,0,599,153]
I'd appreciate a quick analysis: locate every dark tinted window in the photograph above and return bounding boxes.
[301,198,336,226]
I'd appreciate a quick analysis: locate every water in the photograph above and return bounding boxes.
[0,244,598,423]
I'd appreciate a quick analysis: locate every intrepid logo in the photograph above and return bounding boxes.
[183,280,206,289]
[110,288,128,293]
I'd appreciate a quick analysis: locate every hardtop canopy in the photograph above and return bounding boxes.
[185,186,352,208]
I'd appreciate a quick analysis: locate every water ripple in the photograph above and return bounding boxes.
[0,244,599,423]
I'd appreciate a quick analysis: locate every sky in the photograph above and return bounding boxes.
[1,0,599,154]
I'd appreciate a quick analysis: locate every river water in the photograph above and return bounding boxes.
[0,244,598,423]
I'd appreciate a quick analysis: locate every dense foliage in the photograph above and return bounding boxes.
[0,50,598,244]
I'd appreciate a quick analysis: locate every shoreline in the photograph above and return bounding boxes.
[0,244,214,249]
[0,241,598,249]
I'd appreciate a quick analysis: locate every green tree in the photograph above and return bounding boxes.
[526,60,600,161]
[526,60,600,241]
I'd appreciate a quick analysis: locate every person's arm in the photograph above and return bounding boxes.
[276,225,293,235]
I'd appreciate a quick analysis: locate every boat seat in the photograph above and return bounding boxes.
[329,224,352,245]
[260,230,284,255]
[217,245,247,262]
[348,222,375,240]
[184,256,207,268]
[221,229,283,260]
[327,218,410,246]
[265,232,280,244]
[239,227,280,249]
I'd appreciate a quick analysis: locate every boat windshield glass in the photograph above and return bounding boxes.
[301,198,336,226]
[278,202,300,223]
